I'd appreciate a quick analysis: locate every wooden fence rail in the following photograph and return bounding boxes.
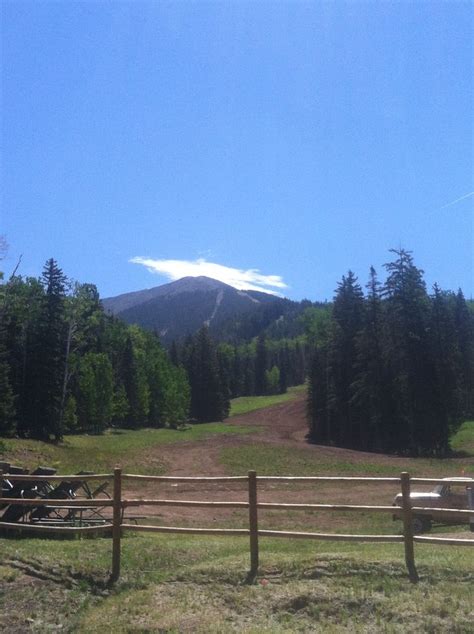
[1,468,473,584]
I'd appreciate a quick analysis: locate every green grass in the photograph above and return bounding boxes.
[220,443,473,478]
[0,422,255,475]
[1,401,473,630]
[0,533,472,632]
[229,384,306,417]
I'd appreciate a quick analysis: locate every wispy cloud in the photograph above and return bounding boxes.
[130,257,288,296]
[439,191,474,210]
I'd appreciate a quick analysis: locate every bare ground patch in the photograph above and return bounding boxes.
[121,393,473,533]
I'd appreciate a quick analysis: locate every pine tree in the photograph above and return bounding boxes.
[328,271,365,447]
[454,289,474,417]
[429,285,461,454]
[189,326,229,422]
[278,344,289,394]
[306,307,333,444]
[31,259,68,441]
[169,340,180,366]
[4,276,44,437]
[254,333,267,395]
[0,329,15,435]
[351,267,388,451]
[0,269,16,434]
[383,249,436,455]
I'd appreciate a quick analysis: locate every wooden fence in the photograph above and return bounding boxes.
[1,469,473,584]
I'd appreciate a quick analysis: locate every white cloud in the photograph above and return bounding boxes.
[130,257,288,296]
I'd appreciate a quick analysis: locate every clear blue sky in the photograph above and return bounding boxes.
[2,1,472,300]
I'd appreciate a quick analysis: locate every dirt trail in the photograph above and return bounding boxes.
[146,395,308,478]
[142,392,455,479]
[125,393,473,530]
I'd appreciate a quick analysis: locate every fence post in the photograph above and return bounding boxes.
[400,472,418,583]
[248,470,259,576]
[467,487,474,532]
[110,466,122,583]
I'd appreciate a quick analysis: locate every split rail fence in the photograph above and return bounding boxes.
[1,469,473,584]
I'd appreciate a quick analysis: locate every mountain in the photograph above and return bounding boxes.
[102,276,289,344]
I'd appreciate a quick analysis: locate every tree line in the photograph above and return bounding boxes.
[0,259,189,439]
[307,249,474,457]
[169,331,309,422]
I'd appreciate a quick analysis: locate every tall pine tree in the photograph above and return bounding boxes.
[31,259,68,441]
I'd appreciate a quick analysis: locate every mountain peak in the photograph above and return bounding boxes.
[102,275,285,344]
[165,276,232,294]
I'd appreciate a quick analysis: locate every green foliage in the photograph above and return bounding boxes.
[265,365,280,394]
[77,352,114,433]
[449,420,474,455]
[0,259,191,438]
[63,395,78,432]
[300,304,332,348]
[112,384,129,424]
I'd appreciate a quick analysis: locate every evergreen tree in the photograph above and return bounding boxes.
[383,249,436,454]
[4,276,44,437]
[254,333,267,395]
[454,289,474,417]
[0,268,16,434]
[189,326,229,422]
[428,285,461,454]
[327,271,365,447]
[306,308,332,444]
[32,259,68,440]
[350,267,388,451]
[169,340,180,366]
[278,344,289,394]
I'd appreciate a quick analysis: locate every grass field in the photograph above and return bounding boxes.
[1,533,472,632]
[0,390,473,632]
[229,384,306,417]
[220,440,474,478]
[0,422,256,474]
[0,385,307,474]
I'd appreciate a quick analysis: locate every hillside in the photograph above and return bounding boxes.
[102,276,298,344]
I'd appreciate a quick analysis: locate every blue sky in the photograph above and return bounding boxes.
[2,1,472,300]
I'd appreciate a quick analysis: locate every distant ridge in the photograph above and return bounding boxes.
[102,276,285,344]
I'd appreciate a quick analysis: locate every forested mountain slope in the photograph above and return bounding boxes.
[102,276,306,344]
